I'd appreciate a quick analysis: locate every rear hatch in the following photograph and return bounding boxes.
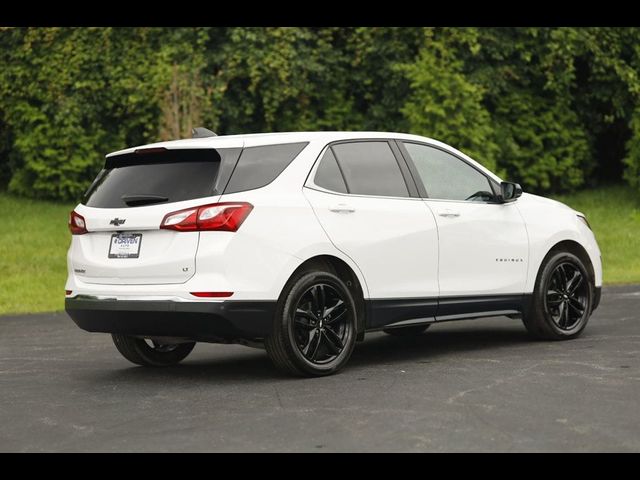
[71,146,241,285]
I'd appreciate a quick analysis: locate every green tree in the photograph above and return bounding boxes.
[153,27,217,139]
[398,28,499,172]
[213,27,334,133]
[624,108,640,189]
[461,28,594,191]
[0,27,163,200]
[534,27,640,188]
[2,27,640,200]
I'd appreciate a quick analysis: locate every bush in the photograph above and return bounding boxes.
[0,27,194,201]
[2,27,640,200]
[493,91,593,191]
[398,33,500,172]
[624,109,640,190]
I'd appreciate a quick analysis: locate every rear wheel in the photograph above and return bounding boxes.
[112,334,195,367]
[383,324,431,336]
[265,271,357,377]
[522,250,593,340]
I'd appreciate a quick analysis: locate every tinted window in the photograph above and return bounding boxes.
[84,149,227,208]
[224,142,308,194]
[332,142,409,197]
[403,143,494,201]
[314,149,347,193]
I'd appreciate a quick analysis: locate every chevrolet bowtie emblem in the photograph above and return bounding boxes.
[109,218,126,226]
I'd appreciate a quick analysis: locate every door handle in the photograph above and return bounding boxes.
[438,210,460,218]
[329,203,356,213]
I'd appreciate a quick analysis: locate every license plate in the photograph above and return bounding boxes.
[108,233,142,259]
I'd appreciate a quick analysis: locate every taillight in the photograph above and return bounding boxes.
[160,202,253,232]
[69,210,88,235]
[160,208,198,232]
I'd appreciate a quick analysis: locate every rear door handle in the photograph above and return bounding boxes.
[329,203,356,214]
[438,210,460,218]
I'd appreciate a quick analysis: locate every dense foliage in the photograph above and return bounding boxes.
[1,27,640,201]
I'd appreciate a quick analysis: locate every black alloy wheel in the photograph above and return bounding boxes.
[522,250,593,340]
[265,270,358,376]
[292,283,349,365]
[545,262,589,330]
[111,334,196,366]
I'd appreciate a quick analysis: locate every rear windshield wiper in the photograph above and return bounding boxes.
[121,194,169,207]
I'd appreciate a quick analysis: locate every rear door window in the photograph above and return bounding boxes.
[313,148,348,194]
[83,149,239,208]
[331,141,409,197]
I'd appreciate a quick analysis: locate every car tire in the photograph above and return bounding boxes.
[111,334,196,367]
[383,324,431,336]
[522,250,594,340]
[265,271,358,377]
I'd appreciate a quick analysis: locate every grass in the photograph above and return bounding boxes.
[0,185,638,315]
[0,194,73,315]
[552,184,640,285]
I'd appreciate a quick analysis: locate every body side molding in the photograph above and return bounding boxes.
[365,294,530,331]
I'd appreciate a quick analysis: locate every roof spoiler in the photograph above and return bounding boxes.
[191,127,217,139]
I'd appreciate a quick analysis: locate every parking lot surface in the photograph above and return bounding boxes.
[1,285,639,452]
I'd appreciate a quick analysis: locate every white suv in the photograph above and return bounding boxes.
[65,131,602,376]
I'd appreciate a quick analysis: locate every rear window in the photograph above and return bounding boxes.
[83,142,308,208]
[223,142,308,194]
[83,149,238,209]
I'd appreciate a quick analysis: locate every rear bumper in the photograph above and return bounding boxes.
[65,297,276,342]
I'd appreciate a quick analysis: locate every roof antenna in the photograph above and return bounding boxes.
[191,127,217,138]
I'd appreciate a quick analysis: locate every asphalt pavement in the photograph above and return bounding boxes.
[1,285,639,452]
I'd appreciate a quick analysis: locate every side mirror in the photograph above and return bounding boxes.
[499,181,522,203]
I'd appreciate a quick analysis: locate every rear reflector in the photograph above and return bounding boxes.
[190,292,233,298]
[65,290,73,296]
[161,202,253,232]
[68,211,88,235]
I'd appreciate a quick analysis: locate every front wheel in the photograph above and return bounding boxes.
[522,250,593,340]
[265,271,358,377]
[112,334,195,367]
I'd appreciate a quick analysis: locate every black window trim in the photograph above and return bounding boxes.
[395,140,502,204]
[307,138,421,200]
[312,146,349,194]
[328,145,351,194]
